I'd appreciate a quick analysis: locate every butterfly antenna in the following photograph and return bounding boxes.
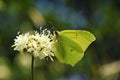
[48,22,56,30]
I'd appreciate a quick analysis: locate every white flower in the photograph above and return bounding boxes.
[12,33,29,52]
[12,28,55,61]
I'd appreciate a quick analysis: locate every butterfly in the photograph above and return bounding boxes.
[53,30,96,66]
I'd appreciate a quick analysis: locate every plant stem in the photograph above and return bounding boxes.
[31,55,34,80]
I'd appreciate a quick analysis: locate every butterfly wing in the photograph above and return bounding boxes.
[54,30,96,66]
[60,30,96,52]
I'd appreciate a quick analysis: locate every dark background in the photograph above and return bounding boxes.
[0,0,120,80]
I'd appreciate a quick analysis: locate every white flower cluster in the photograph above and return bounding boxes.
[12,28,55,61]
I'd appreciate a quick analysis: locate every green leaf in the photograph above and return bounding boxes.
[54,30,96,66]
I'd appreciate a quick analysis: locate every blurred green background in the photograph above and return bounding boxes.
[0,0,120,80]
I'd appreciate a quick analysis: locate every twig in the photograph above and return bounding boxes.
[31,55,34,80]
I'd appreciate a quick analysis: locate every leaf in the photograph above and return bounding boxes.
[54,30,96,66]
